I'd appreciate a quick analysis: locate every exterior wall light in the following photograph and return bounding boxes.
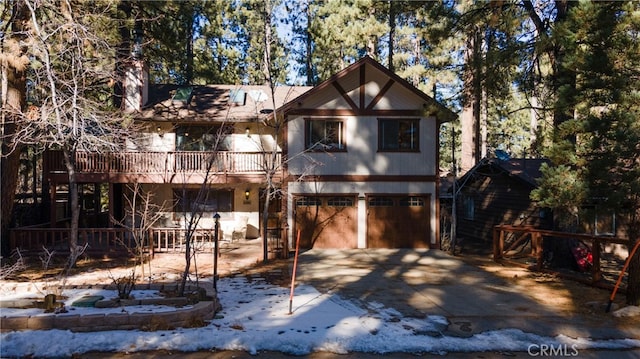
[245,189,251,200]
[245,127,250,137]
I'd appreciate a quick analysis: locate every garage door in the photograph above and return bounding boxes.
[294,196,357,249]
[367,195,430,248]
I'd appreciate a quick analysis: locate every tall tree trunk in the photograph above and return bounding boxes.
[1,0,28,256]
[460,26,482,172]
[185,9,194,84]
[387,0,395,72]
[62,148,82,267]
[304,1,314,86]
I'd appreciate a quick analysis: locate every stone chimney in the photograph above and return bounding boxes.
[123,24,148,113]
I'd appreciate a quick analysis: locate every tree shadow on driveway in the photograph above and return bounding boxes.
[293,249,640,340]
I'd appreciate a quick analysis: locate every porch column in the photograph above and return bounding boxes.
[49,181,57,227]
[108,183,115,227]
[93,183,101,227]
[357,194,366,248]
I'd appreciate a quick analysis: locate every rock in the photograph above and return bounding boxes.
[612,305,640,318]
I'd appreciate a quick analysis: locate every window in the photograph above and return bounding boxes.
[176,125,231,151]
[296,197,322,206]
[305,119,346,151]
[174,188,233,213]
[399,197,424,207]
[463,195,475,220]
[378,119,419,151]
[327,197,354,207]
[368,197,394,207]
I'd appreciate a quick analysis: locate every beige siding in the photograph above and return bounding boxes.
[287,115,438,177]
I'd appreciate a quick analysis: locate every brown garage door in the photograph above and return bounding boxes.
[367,195,430,248]
[294,196,357,249]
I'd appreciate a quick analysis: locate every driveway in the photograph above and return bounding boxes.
[293,249,640,340]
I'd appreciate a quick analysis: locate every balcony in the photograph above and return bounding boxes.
[44,150,282,183]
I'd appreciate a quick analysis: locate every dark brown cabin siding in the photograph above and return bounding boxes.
[456,173,550,242]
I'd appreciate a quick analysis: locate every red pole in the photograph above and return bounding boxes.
[288,229,301,315]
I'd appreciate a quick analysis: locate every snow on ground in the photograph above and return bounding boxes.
[1,275,640,358]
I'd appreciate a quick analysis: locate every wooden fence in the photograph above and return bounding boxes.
[493,224,631,289]
[8,227,223,256]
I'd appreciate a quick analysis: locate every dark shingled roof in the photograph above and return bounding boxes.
[137,84,312,122]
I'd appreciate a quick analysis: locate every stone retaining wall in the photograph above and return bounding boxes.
[1,284,219,332]
[1,301,216,332]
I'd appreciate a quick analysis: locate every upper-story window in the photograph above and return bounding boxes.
[176,125,232,151]
[378,118,420,152]
[305,118,346,151]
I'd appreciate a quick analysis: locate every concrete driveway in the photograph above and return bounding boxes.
[293,249,640,341]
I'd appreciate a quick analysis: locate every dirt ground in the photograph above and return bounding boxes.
[3,237,636,324]
[4,238,639,358]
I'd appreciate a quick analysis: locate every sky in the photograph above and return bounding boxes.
[2,275,640,358]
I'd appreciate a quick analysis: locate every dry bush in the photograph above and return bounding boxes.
[141,316,173,331]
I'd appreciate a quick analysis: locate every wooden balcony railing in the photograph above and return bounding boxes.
[44,150,281,175]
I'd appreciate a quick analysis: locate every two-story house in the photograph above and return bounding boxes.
[281,56,455,249]
[15,56,454,254]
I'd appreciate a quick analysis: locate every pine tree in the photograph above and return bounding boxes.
[533,1,640,304]
[0,0,29,256]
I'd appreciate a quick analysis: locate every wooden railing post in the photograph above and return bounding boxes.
[534,232,543,270]
[493,226,503,261]
[592,238,602,283]
[148,228,155,259]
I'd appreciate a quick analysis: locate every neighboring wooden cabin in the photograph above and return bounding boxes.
[454,157,552,243]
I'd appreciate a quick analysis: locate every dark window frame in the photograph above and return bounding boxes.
[377,118,420,152]
[304,118,347,152]
[174,188,234,213]
[175,125,232,151]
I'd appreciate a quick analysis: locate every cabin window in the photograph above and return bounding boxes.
[581,206,616,236]
[305,119,346,151]
[174,188,233,213]
[462,195,475,220]
[176,125,232,151]
[595,212,616,236]
[378,118,420,151]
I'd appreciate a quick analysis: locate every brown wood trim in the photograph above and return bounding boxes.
[51,173,276,185]
[332,81,359,111]
[292,193,359,198]
[359,64,366,109]
[285,109,426,117]
[366,79,394,111]
[292,175,438,182]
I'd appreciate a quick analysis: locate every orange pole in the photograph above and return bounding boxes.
[288,229,301,315]
[607,239,640,312]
